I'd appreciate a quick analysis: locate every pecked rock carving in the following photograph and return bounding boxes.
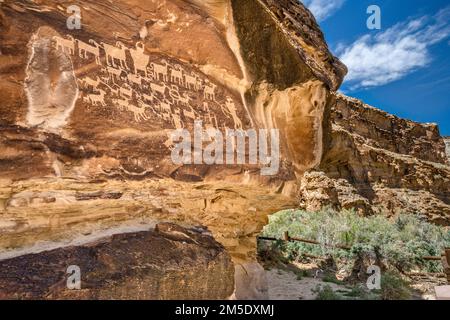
[0,0,448,299]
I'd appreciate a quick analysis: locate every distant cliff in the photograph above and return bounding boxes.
[0,0,449,300]
[299,93,450,225]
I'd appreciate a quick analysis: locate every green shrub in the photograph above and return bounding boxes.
[260,209,450,273]
[313,285,342,300]
[341,285,380,300]
[380,271,412,300]
[323,274,344,285]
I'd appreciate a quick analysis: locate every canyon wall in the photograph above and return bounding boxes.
[299,94,450,225]
[0,0,345,299]
[0,0,448,299]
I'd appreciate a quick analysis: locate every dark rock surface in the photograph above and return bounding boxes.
[0,223,234,300]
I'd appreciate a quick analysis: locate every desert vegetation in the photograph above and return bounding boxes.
[259,209,450,300]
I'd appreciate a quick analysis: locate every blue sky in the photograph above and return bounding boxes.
[302,0,450,135]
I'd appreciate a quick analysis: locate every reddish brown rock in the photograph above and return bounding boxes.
[0,0,449,300]
[0,223,234,300]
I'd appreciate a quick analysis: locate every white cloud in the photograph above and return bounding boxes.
[339,7,450,90]
[302,0,345,22]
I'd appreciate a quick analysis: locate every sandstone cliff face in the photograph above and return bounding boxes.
[299,94,450,225]
[0,0,345,299]
[0,0,345,258]
[0,0,449,300]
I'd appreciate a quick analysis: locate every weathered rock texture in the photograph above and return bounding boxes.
[299,94,450,225]
[445,137,450,162]
[0,0,345,256]
[0,0,449,299]
[0,0,345,299]
[0,223,234,299]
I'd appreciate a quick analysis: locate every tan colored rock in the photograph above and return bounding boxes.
[307,94,450,224]
[0,0,449,300]
[0,0,343,266]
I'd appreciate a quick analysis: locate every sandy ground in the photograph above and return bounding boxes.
[266,268,349,300]
[265,263,440,300]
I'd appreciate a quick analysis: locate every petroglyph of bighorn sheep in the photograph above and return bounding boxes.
[77,39,101,64]
[106,66,126,83]
[170,65,184,85]
[102,41,128,70]
[141,92,157,104]
[204,82,217,101]
[112,97,128,110]
[80,76,101,89]
[84,90,106,107]
[184,72,202,91]
[151,60,169,82]
[169,90,191,106]
[127,103,150,122]
[103,82,119,96]
[119,85,133,99]
[53,35,75,55]
[127,73,143,86]
[150,82,167,96]
[129,42,150,76]
[158,100,172,114]
[183,106,197,120]
[113,97,150,121]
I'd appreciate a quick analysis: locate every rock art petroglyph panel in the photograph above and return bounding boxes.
[51,35,247,131]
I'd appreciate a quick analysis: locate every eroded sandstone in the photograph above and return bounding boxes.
[0,0,448,300]
[299,94,450,224]
[0,222,234,300]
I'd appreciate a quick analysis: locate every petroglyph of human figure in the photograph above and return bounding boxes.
[102,41,128,70]
[77,39,101,65]
[202,101,216,128]
[204,82,217,101]
[223,96,242,129]
[151,60,169,82]
[129,42,150,76]
[53,35,75,55]
[170,65,184,85]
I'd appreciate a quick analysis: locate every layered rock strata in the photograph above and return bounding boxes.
[0,223,234,300]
